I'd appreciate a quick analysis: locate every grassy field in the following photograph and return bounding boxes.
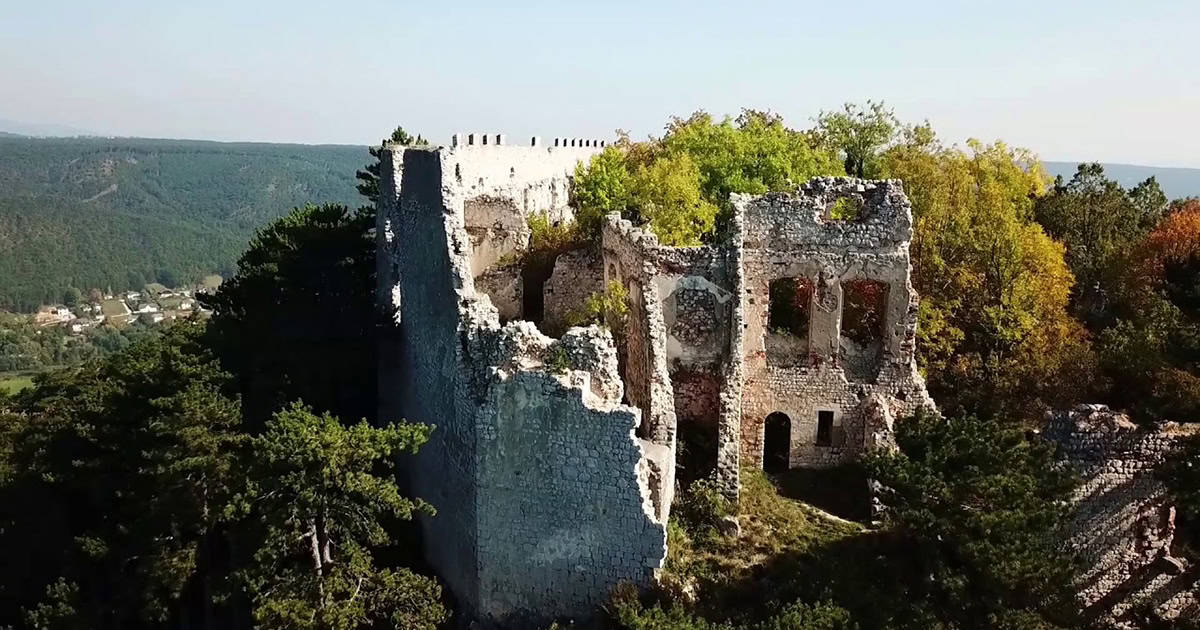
[100,299,128,316]
[0,371,36,394]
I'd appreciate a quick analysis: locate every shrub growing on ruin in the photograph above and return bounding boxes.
[543,345,572,375]
[566,280,630,331]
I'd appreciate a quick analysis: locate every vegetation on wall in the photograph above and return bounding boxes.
[573,111,843,245]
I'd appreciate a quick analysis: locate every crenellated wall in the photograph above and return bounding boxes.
[442,133,604,319]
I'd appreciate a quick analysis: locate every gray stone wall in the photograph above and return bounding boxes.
[377,147,481,608]
[1045,405,1200,627]
[379,139,1200,629]
[475,261,523,322]
[601,217,741,494]
[542,248,604,336]
[378,140,667,624]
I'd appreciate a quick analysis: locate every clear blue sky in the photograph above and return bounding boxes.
[2,0,1197,167]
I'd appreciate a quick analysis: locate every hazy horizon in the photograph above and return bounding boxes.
[3,0,1198,168]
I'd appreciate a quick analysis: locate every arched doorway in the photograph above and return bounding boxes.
[763,412,791,473]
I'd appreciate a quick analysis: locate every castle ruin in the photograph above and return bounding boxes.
[1045,405,1200,626]
[375,133,936,622]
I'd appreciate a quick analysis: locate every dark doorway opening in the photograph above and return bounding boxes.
[764,412,791,473]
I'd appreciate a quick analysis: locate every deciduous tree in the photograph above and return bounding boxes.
[881,131,1099,420]
[814,101,899,178]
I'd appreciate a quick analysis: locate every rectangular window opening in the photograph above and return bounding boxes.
[816,410,834,447]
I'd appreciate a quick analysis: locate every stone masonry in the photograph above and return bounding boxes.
[378,133,938,624]
[377,135,668,625]
[1045,405,1200,627]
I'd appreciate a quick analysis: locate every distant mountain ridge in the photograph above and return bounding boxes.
[0,118,97,138]
[0,135,366,311]
[1043,161,1200,200]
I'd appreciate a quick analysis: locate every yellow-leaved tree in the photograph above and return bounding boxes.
[882,128,1100,420]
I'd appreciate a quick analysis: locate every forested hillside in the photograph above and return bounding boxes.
[0,136,364,311]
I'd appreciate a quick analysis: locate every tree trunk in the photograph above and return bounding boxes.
[308,518,325,605]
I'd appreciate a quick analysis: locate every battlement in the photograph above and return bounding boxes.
[449,132,607,149]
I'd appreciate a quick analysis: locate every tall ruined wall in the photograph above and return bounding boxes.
[1045,405,1200,627]
[377,142,667,623]
[377,147,481,605]
[735,178,934,470]
[600,219,678,446]
[601,216,743,495]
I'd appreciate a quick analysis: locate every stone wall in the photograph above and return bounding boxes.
[1045,405,1200,627]
[449,134,602,328]
[601,216,742,494]
[735,178,934,471]
[542,248,604,336]
[475,261,523,322]
[378,141,666,624]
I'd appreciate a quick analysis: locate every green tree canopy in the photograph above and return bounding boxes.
[200,203,378,429]
[573,110,842,244]
[1033,164,1168,325]
[1097,201,1200,422]
[863,411,1081,629]
[814,101,900,178]
[0,322,244,629]
[226,403,445,630]
[881,130,1100,420]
